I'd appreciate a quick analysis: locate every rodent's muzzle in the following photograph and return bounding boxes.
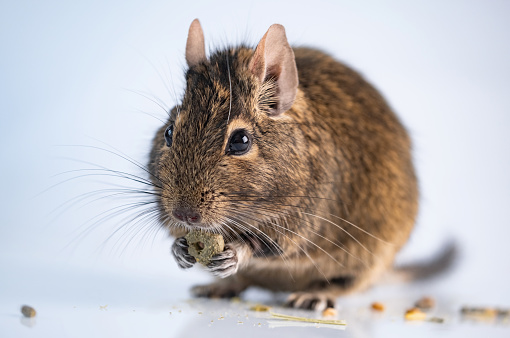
[172,206,201,225]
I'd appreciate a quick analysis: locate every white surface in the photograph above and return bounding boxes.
[1,0,510,337]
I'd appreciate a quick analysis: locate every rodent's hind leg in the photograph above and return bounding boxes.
[284,292,336,311]
[285,276,356,311]
[191,276,248,299]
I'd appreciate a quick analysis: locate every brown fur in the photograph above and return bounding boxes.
[148,22,418,310]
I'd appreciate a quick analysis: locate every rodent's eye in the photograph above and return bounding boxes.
[227,129,252,156]
[164,125,174,147]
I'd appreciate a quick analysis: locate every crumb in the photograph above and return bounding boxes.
[405,308,427,321]
[237,321,243,324]
[415,296,435,310]
[371,302,385,312]
[99,305,108,311]
[461,306,499,320]
[429,317,445,323]
[21,305,36,318]
[250,304,271,312]
[198,312,203,315]
[231,297,241,303]
[322,307,337,317]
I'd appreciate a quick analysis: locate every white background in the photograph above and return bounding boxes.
[1,1,509,337]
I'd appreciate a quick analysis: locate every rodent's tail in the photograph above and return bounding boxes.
[383,241,458,284]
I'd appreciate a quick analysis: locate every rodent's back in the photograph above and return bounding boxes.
[236,48,418,291]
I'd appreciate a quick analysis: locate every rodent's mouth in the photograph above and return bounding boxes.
[178,222,221,233]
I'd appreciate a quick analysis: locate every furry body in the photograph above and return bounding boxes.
[149,21,418,310]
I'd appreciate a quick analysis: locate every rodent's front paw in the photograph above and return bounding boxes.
[205,244,238,278]
[171,237,196,269]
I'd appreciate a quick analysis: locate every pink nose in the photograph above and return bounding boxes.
[172,208,201,224]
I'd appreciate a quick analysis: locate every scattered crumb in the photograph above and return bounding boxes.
[218,316,225,320]
[231,297,241,303]
[237,321,244,324]
[198,312,203,315]
[178,310,182,313]
[461,306,499,320]
[169,312,172,315]
[371,302,385,312]
[428,317,445,323]
[21,305,36,318]
[99,305,108,311]
[322,307,337,317]
[415,296,435,310]
[498,309,510,317]
[250,304,271,312]
[405,308,427,321]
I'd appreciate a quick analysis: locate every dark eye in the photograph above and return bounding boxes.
[227,129,252,155]
[164,125,174,147]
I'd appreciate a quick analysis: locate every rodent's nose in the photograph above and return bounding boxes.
[172,207,202,224]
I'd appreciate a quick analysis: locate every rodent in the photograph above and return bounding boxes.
[148,19,418,310]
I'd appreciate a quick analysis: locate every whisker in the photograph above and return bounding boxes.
[55,144,163,185]
[226,207,342,280]
[224,215,295,282]
[229,205,346,267]
[228,201,372,266]
[124,88,169,115]
[218,195,392,246]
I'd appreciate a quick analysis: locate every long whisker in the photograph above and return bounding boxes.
[227,200,374,266]
[228,205,348,269]
[224,215,295,282]
[226,207,343,280]
[219,195,392,246]
[55,144,163,185]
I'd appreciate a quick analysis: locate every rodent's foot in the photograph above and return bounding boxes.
[204,244,238,278]
[171,237,196,269]
[191,282,241,299]
[285,292,336,311]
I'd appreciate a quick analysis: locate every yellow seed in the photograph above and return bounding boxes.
[405,308,427,321]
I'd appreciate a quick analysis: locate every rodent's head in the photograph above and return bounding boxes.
[149,19,305,236]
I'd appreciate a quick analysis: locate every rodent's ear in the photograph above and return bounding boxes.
[186,19,206,67]
[249,24,298,116]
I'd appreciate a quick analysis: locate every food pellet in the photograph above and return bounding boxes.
[371,302,385,312]
[429,317,445,323]
[415,296,435,310]
[185,230,225,265]
[250,304,271,312]
[405,308,427,321]
[322,307,337,317]
[21,305,36,318]
[461,307,498,319]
